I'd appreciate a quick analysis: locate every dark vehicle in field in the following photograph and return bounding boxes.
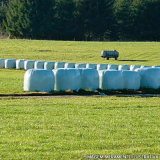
[101,50,119,60]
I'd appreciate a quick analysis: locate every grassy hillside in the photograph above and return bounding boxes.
[1,96,160,159]
[0,39,160,66]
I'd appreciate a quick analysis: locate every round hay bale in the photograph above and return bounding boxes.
[108,64,119,70]
[24,69,54,92]
[118,64,130,70]
[54,62,66,69]
[5,59,16,69]
[86,63,97,69]
[24,60,35,70]
[34,61,46,69]
[130,65,141,71]
[64,63,76,68]
[75,63,86,68]
[44,61,55,70]
[97,64,108,70]
[0,58,5,68]
[16,59,26,69]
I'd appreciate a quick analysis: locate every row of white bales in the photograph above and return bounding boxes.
[1,58,160,91]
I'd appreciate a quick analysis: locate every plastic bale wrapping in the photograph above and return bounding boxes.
[99,70,124,90]
[5,59,16,69]
[64,63,76,68]
[0,58,5,68]
[86,63,97,69]
[97,64,108,70]
[78,68,99,90]
[34,61,46,69]
[53,68,81,91]
[44,61,55,70]
[140,65,151,68]
[54,62,66,69]
[130,65,141,71]
[108,64,119,70]
[24,60,35,70]
[16,59,26,69]
[135,68,160,89]
[75,63,86,68]
[24,69,54,92]
[118,64,130,70]
[122,70,140,90]
[152,65,160,68]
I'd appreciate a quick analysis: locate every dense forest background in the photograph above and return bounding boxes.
[0,0,160,41]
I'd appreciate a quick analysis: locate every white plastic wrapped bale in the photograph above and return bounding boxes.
[130,65,141,71]
[108,64,119,70]
[122,70,140,90]
[54,62,65,69]
[75,63,86,68]
[24,69,54,92]
[135,68,160,89]
[152,65,160,68]
[34,61,46,69]
[24,60,35,70]
[97,64,108,70]
[78,68,99,90]
[44,61,55,70]
[0,58,5,68]
[5,59,16,68]
[53,68,81,91]
[99,70,124,90]
[140,65,151,68]
[86,63,97,69]
[118,64,130,70]
[16,59,26,69]
[64,63,76,68]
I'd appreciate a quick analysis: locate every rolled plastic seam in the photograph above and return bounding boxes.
[24,69,54,92]
[78,68,99,90]
[118,64,130,70]
[135,68,160,89]
[86,63,97,69]
[0,58,5,68]
[97,64,108,70]
[34,61,46,69]
[16,59,26,69]
[44,61,55,70]
[53,68,81,91]
[108,64,119,70]
[99,70,124,90]
[75,63,86,68]
[130,65,141,71]
[24,60,36,70]
[64,63,76,68]
[122,70,140,90]
[5,59,16,68]
[54,62,66,69]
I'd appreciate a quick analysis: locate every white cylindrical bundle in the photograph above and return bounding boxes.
[130,65,141,71]
[0,58,5,68]
[53,68,81,91]
[97,64,108,70]
[99,70,124,90]
[86,63,97,69]
[75,63,86,68]
[108,64,119,70]
[122,70,140,90]
[54,62,66,69]
[24,69,54,92]
[135,68,160,89]
[118,64,130,70]
[78,68,99,90]
[5,59,16,69]
[64,63,76,68]
[24,60,35,70]
[34,61,46,69]
[44,61,55,70]
[16,59,26,69]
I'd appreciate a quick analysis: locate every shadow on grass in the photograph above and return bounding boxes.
[118,60,148,62]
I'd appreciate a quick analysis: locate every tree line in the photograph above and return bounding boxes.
[0,0,160,41]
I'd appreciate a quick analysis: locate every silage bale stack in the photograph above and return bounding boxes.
[86,63,97,69]
[122,70,140,90]
[75,63,86,68]
[108,64,119,70]
[34,61,46,69]
[44,61,55,70]
[54,62,66,69]
[5,59,16,69]
[135,68,160,89]
[97,64,108,70]
[79,68,99,90]
[118,64,130,70]
[0,58,5,68]
[99,70,124,90]
[24,69,54,92]
[53,68,81,91]
[64,63,76,68]
[24,60,35,70]
[16,59,26,69]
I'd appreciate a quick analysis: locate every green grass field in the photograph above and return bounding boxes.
[0,96,160,159]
